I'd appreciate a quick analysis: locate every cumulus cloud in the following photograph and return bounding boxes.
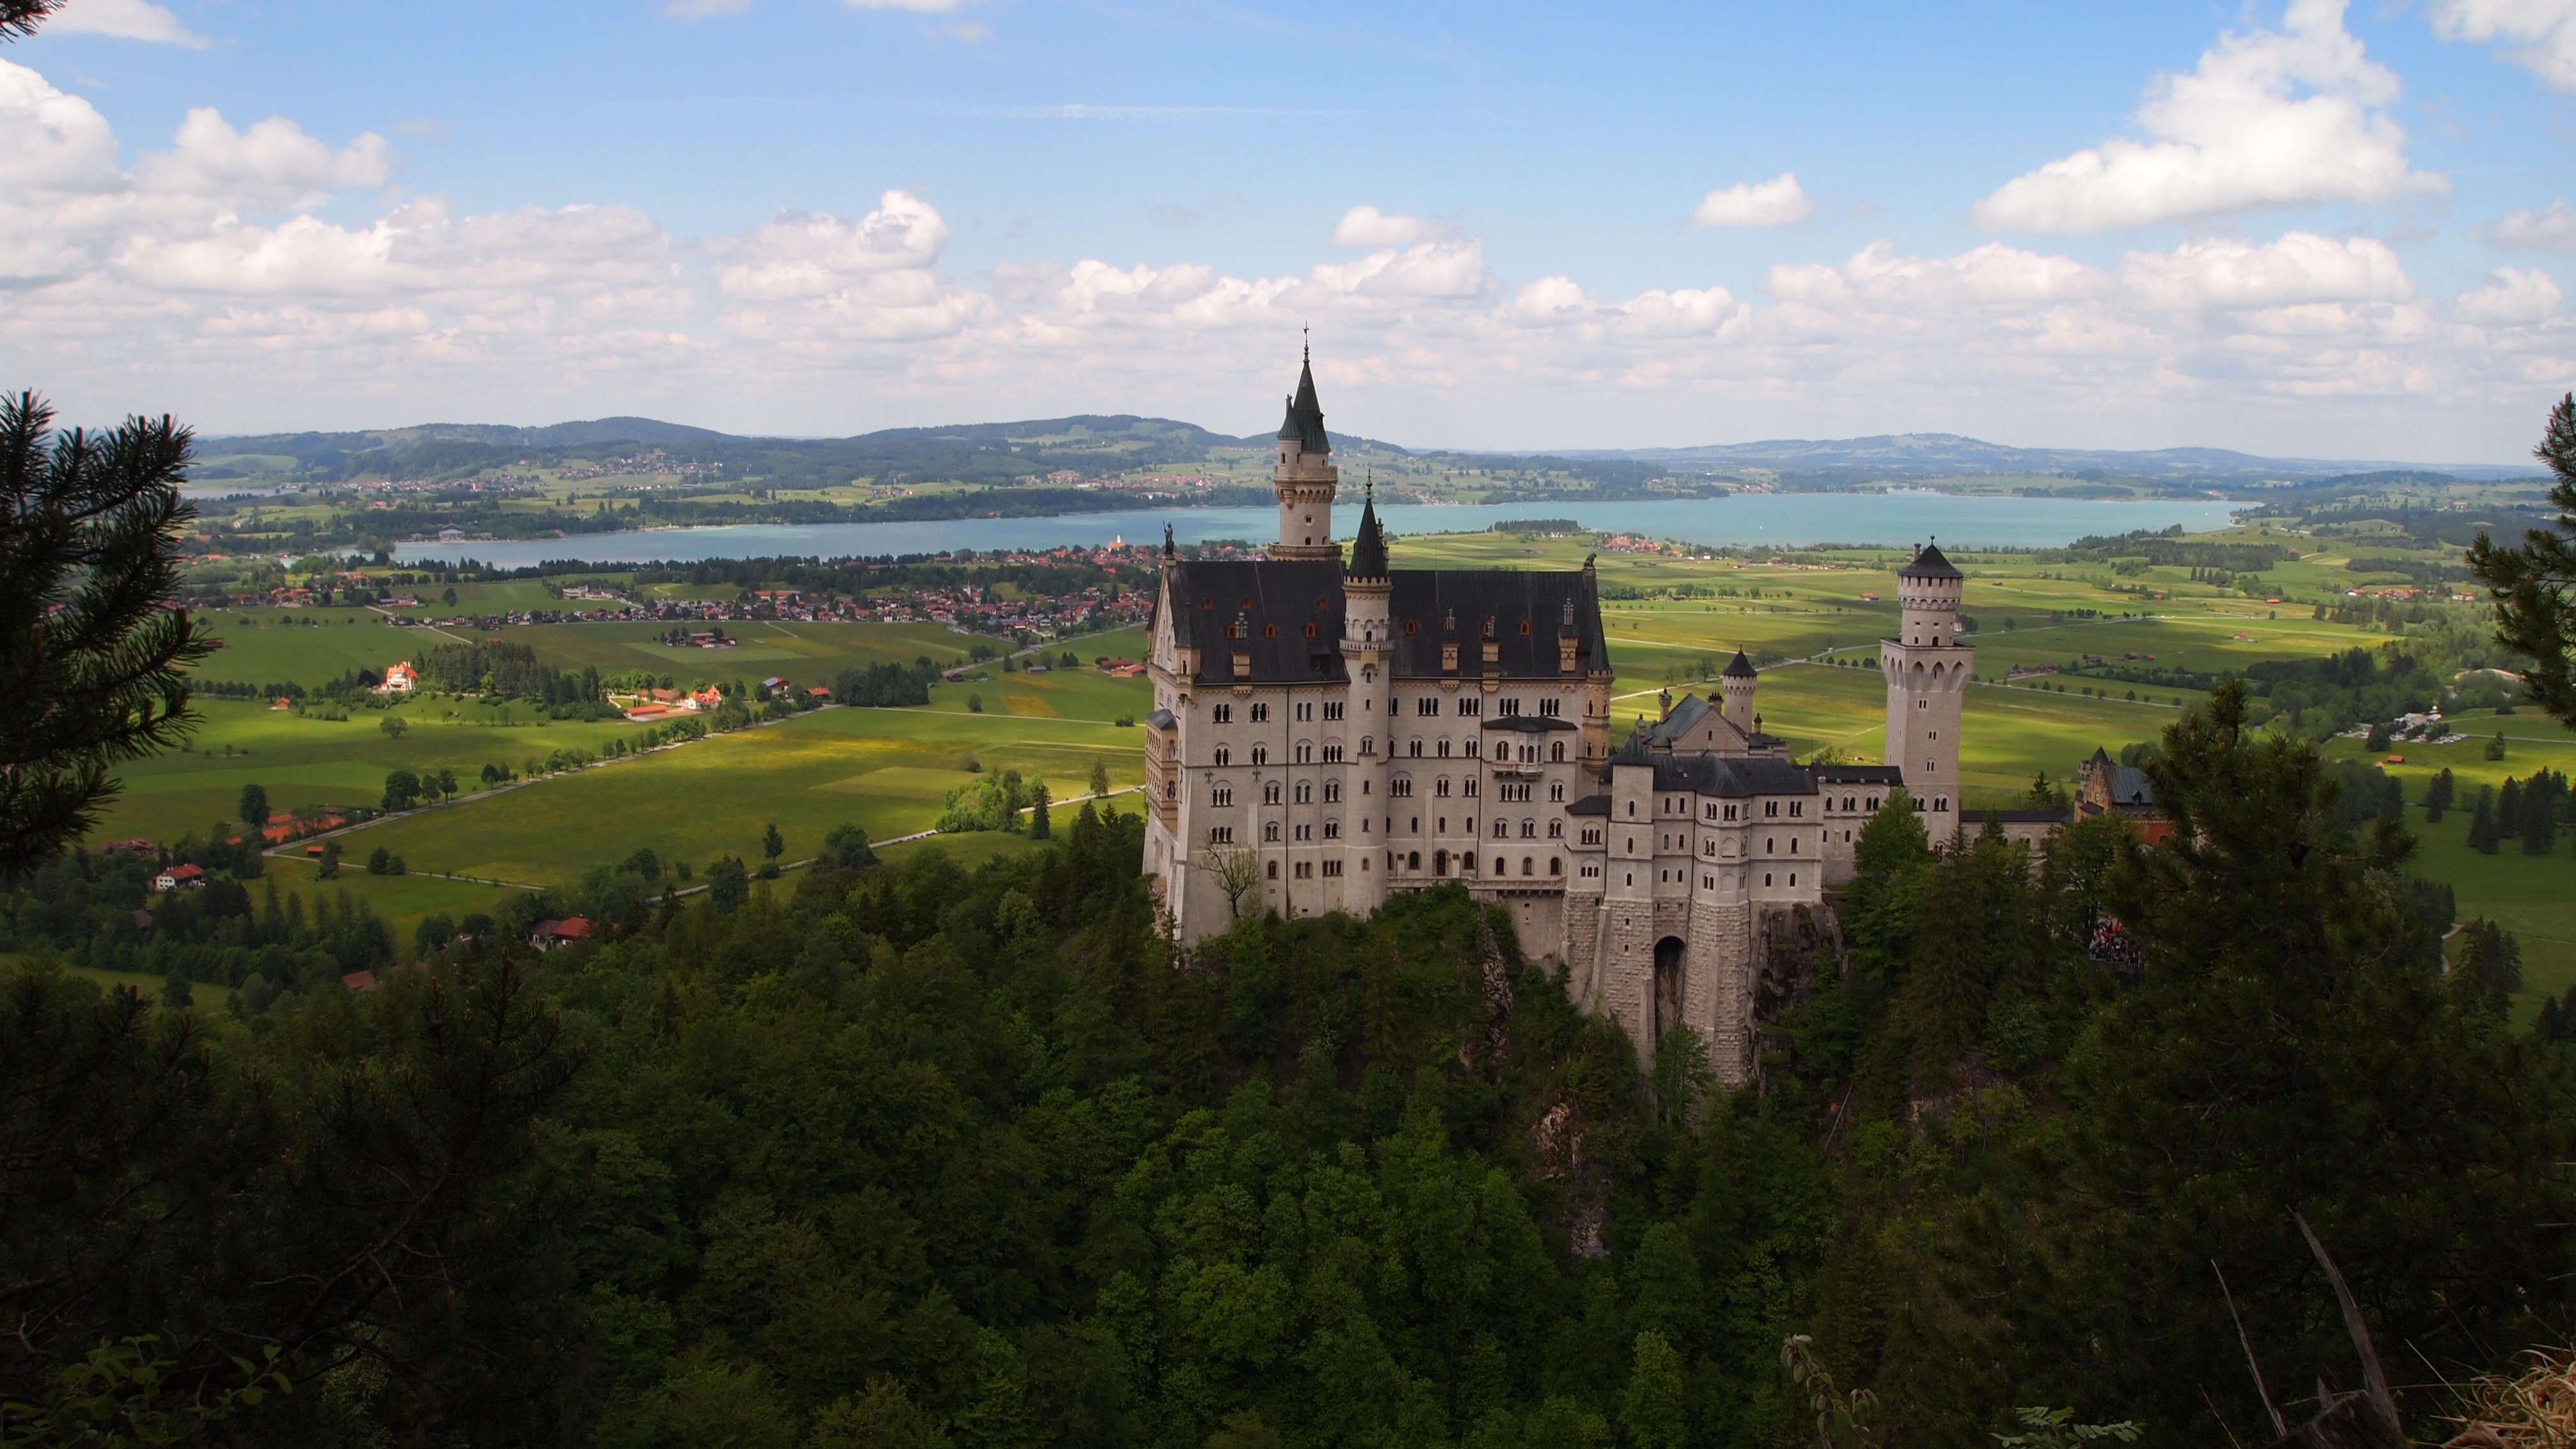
[2,52,2564,460]
[1975,0,2444,233]
[43,0,208,47]
[2457,266,2563,325]
[2483,201,2576,250]
[138,109,392,205]
[666,0,753,15]
[1330,205,1442,247]
[2119,233,2414,309]
[2429,0,2576,91]
[1689,172,1812,227]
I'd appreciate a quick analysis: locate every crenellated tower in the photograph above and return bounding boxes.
[1882,542,1970,839]
[1269,346,1340,560]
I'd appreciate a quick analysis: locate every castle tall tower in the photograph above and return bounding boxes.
[1269,347,1340,560]
[1882,542,1969,839]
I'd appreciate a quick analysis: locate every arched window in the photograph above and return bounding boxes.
[1549,781,1565,802]
[1550,740,1566,762]
[1461,853,1478,873]
[1250,745,1268,765]
[1549,857,1561,876]
[1521,855,1534,875]
[1264,781,1282,805]
[1409,851,1422,870]
[1264,822,1282,842]
[1263,621,1278,638]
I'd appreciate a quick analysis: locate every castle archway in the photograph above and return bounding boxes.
[1651,935,1687,1046]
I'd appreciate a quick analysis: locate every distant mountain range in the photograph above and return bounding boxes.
[201,415,2539,489]
[1544,431,2538,483]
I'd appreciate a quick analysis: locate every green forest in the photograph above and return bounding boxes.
[5,680,2566,1447]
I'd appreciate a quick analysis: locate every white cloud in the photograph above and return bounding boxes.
[1330,205,1441,247]
[2457,266,2563,325]
[845,0,964,10]
[2429,0,2576,91]
[1689,172,1811,228]
[2483,201,2576,250]
[2119,233,2414,309]
[0,58,119,194]
[2,52,2563,461]
[43,0,208,47]
[138,109,391,205]
[666,0,753,15]
[712,192,949,302]
[1974,0,2443,233]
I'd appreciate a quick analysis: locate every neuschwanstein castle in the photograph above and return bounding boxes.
[1141,353,1972,1084]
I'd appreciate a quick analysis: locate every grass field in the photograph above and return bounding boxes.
[132,524,2576,1012]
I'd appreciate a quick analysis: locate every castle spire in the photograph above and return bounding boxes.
[1347,470,1387,578]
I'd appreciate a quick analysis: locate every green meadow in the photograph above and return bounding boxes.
[132,525,2576,1009]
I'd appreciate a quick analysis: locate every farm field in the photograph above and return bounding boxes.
[348,679,1149,884]
[142,525,2576,1013]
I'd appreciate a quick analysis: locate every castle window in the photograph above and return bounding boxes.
[1408,851,1421,870]
[1551,782,1565,802]
[1765,873,1774,887]
[1296,702,1313,722]
[1462,778,1478,797]
[1436,777,1452,798]
[1498,697,1521,716]
[1581,827,1601,845]
[1360,737,1376,756]
[1766,837,1775,854]
[1494,820,1508,839]
[1214,746,1230,766]
[1323,702,1344,721]
[1724,804,1738,820]
[1521,819,1537,838]
[1264,622,1278,638]
[1294,861,1312,878]
[1438,739,1452,758]
[1462,854,1477,873]
[1790,873,1797,887]
[1519,619,1532,635]
[1324,820,1341,839]
[1266,860,1277,878]
[1322,742,1343,762]
[1457,698,1480,716]
[1211,703,1230,723]
[1251,703,1270,723]
[1264,822,1281,842]
[1207,826,1234,844]
[1294,782,1312,804]
[1295,743,1313,763]
[1392,776,1413,798]
[1324,780,1342,803]
[1409,739,1423,757]
[1296,824,1313,841]
[1264,781,1282,804]
[1550,857,1561,876]
[1765,801,1779,817]
[1539,698,1560,717]
[1550,741,1567,762]
[1867,796,1880,811]
[1935,797,1949,812]
[1211,785,1233,806]
[1790,837,1799,854]
[1305,622,1318,638]
[1251,745,1268,765]
[1322,859,1343,877]
[1404,618,1418,634]
[1549,820,1564,838]
[1418,698,1439,716]
[1790,801,1803,817]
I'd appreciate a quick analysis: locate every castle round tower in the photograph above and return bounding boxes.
[1881,542,1970,839]
[1269,347,1340,560]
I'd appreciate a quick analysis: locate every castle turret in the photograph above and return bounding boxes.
[1341,476,1392,668]
[1269,346,1340,560]
[1719,650,1757,733]
[1882,542,1970,839]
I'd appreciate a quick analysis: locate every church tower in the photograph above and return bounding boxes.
[1269,346,1340,560]
[1882,542,1968,839]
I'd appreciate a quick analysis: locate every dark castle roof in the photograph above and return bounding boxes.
[1162,560,1606,686]
[1898,543,1963,581]
[1722,650,1758,678]
[1348,484,1388,578]
[1386,570,1605,678]
[1278,354,1328,454]
[1606,744,1819,798]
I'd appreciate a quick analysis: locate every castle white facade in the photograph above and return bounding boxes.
[1142,356,1970,1084]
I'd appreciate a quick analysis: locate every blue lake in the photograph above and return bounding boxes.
[387,491,2246,568]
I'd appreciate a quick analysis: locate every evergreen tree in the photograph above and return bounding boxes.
[2467,394,2576,723]
[2531,778,2563,855]
[1028,781,1051,839]
[2365,721,2391,751]
[2490,731,2509,760]
[2499,777,2524,836]
[2469,788,2501,854]
[760,821,784,862]
[2453,921,2525,1016]
[237,783,268,829]
[2424,767,2455,822]
[1089,756,1111,798]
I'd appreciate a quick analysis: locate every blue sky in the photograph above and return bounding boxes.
[4,0,2573,461]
